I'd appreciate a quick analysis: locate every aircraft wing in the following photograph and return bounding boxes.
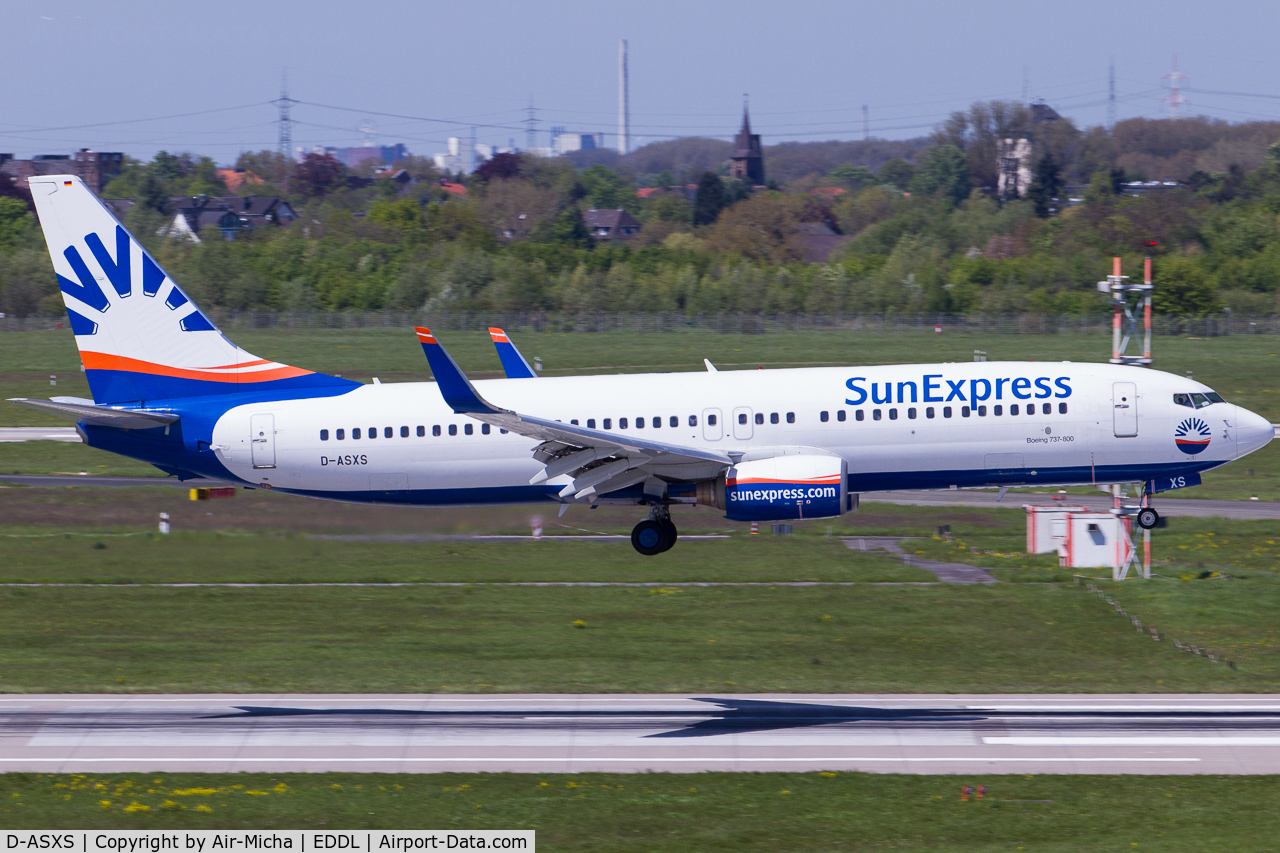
[8,397,179,429]
[488,327,538,378]
[416,327,732,498]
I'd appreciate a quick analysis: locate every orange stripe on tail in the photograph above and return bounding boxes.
[81,352,312,384]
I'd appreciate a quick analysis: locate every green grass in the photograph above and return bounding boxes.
[2,771,1278,851]
[0,533,930,584]
[0,579,1263,693]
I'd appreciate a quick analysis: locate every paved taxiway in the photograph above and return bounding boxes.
[3,694,1280,775]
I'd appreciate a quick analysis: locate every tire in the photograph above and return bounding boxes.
[631,519,667,556]
[659,519,678,552]
[1136,507,1159,530]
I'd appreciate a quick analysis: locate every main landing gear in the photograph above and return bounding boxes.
[631,505,678,556]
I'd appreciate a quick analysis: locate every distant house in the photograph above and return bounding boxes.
[583,208,640,240]
[166,195,297,242]
[438,180,468,197]
[0,149,124,194]
[376,168,412,187]
[797,222,851,264]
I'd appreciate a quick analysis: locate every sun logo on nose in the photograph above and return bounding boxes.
[1174,417,1212,455]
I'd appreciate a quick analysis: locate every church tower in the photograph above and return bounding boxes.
[729,101,764,185]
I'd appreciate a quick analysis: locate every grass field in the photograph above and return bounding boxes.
[0,573,1268,693]
[2,771,1278,851]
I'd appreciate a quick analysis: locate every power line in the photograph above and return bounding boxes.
[0,102,268,135]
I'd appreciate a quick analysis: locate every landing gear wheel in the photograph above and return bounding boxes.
[631,519,667,556]
[658,519,678,552]
[1136,507,1160,530]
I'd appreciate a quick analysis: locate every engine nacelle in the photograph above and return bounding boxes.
[717,453,849,522]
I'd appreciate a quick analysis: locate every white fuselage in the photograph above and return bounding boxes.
[206,361,1271,505]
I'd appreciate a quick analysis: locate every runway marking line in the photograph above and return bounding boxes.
[0,757,1201,763]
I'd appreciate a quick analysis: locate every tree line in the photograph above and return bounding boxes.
[1,101,1279,319]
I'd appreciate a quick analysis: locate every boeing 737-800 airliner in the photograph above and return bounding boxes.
[10,176,1273,554]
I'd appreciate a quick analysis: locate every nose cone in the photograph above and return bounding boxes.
[1233,405,1274,460]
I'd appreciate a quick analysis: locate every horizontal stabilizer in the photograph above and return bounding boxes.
[7,398,179,429]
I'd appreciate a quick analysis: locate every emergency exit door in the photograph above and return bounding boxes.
[250,413,276,468]
[1112,382,1138,437]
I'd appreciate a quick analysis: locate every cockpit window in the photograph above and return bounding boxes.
[1176,392,1223,409]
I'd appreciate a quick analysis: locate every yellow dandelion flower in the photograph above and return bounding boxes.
[122,802,150,813]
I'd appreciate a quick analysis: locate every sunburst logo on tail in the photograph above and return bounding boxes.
[1175,417,1212,455]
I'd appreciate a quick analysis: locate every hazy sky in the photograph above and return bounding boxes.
[4,0,1280,165]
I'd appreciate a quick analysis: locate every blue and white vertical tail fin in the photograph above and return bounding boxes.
[27,175,356,404]
[488,327,538,379]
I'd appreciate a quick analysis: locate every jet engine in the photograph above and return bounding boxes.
[697,453,849,522]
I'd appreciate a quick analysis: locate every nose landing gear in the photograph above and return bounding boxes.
[1136,507,1160,530]
[631,505,678,556]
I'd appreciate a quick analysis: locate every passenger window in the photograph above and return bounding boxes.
[738,413,748,425]
[433,425,441,436]
[707,414,716,426]
[961,406,970,418]
[482,423,490,435]
[907,408,917,419]
[353,428,361,439]
[1011,404,1019,416]
[838,410,847,422]
[688,415,698,427]
[653,417,661,428]
[820,411,829,422]
[993,405,1002,416]
[386,427,395,438]
[500,429,508,434]
[756,413,764,425]
[587,419,596,429]
[620,418,628,429]
[320,429,329,441]
[416,426,425,437]
[1058,403,1068,414]
[367,426,377,439]
[448,424,457,436]
[571,419,579,425]
[855,410,863,421]
[769,413,778,424]
[873,409,882,421]
[668,416,676,427]
[464,424,473,435]
[978,406,987,416]
[635,417,645,428]
[603,418,612,430]
[889,408,898,420]
[336,428,345,440]
[1041,403,1049,415]
[786,412,795,424]
[943,406,952,418]
[925,407,934,419]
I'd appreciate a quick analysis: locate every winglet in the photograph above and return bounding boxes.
[704,359,718,373]
[416,327,501,414]
[488,327,538,379]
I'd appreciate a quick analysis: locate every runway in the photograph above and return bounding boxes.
[3,694,1280,775]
